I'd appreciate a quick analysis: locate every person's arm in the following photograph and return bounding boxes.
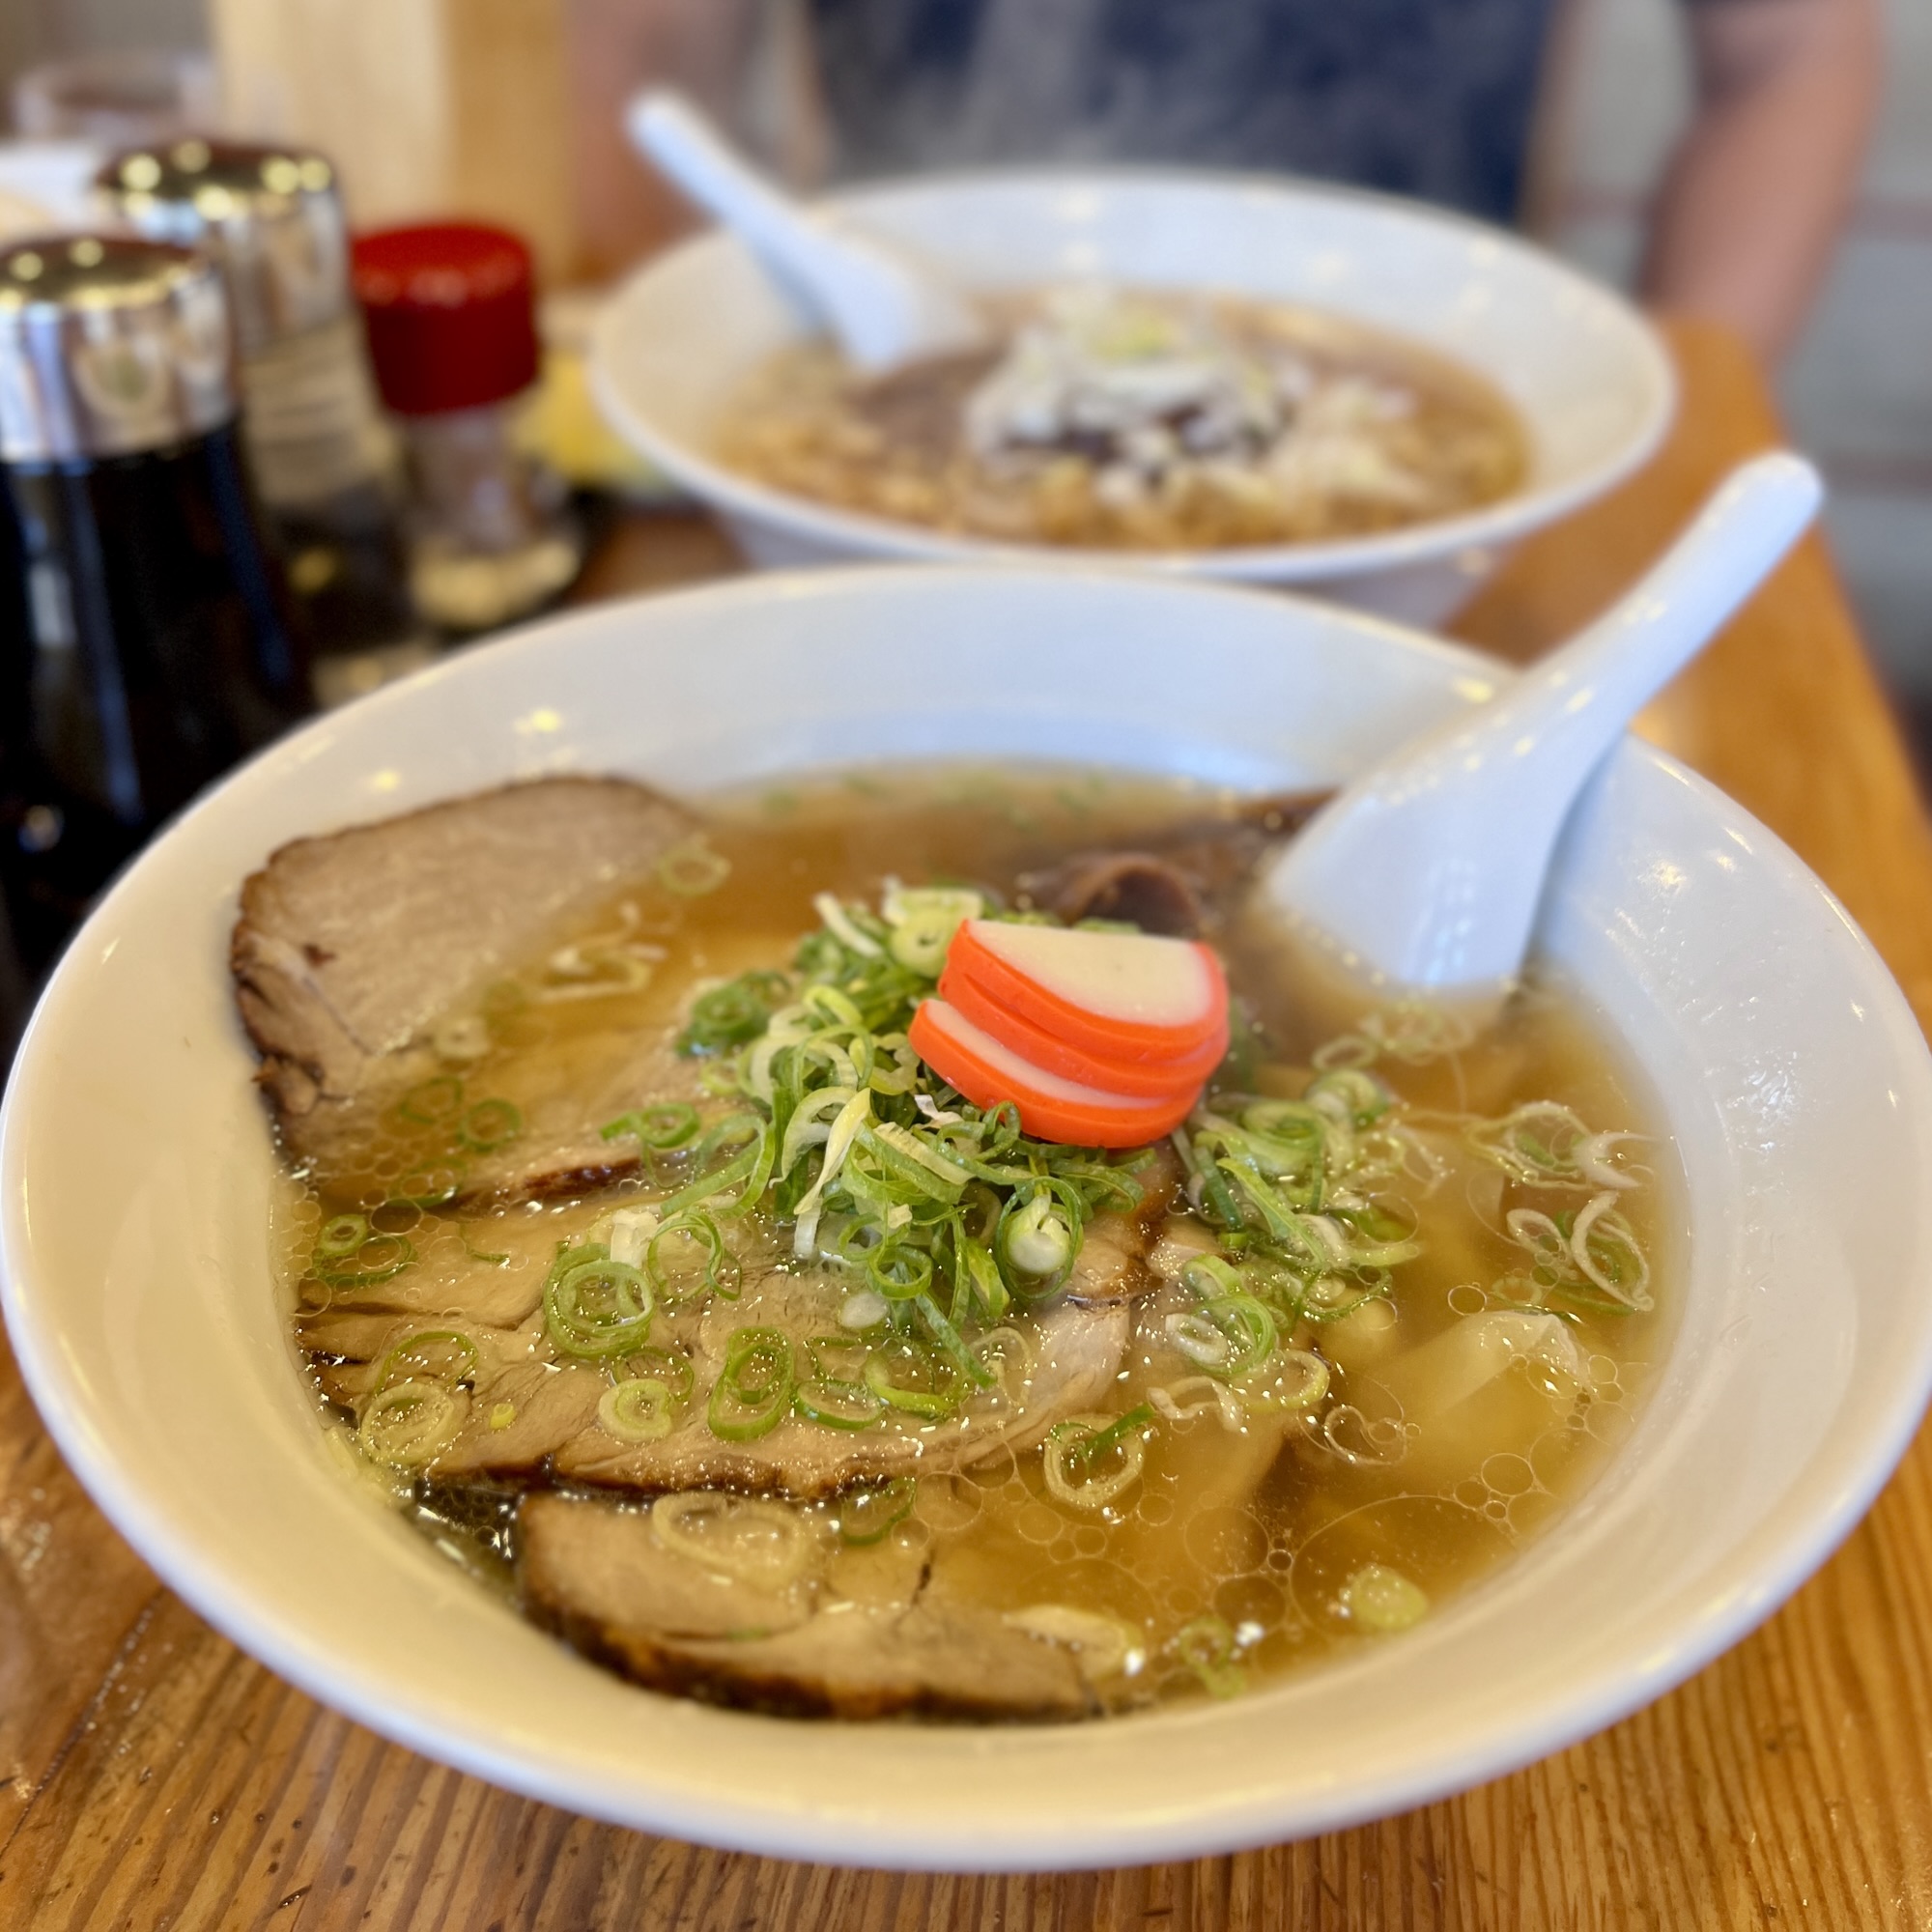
[1641,0,1882,365]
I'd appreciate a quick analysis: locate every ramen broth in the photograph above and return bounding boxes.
[279,768,1672,1717]
[716,289,1528,552]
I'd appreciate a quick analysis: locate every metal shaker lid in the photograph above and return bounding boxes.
[0,234,239,463]
[98,138,350,354]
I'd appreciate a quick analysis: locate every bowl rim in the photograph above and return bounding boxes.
[590,161,1679,582]
[4,563,1929,1871]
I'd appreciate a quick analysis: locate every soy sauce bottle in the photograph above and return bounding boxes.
[0,235,311,982]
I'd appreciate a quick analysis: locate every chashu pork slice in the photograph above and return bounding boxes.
[232,777,699,1195]
[552,1269,1129,1499]
[520,1493,1094,1720]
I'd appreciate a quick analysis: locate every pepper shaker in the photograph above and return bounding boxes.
[352,222,583,635]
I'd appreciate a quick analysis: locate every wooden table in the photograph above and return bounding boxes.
[4,321,1931,1930]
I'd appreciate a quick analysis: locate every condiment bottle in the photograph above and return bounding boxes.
[0,235,310,981]
[351,223,583,635]
[97,138,435,701]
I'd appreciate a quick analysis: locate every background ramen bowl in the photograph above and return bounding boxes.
[591,172,1676,625]
[4,569,1929,1871]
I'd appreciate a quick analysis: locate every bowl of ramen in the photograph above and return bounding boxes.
[591,172,1675,623]
[4,566,1930,1871]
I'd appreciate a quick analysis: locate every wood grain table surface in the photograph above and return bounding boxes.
[3,319,1931,1931]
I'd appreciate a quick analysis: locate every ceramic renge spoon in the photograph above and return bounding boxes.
[626,90,986,374]
[1263,450,1823,1014]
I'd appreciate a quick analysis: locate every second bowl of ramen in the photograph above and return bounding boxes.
[592,171,1675,622]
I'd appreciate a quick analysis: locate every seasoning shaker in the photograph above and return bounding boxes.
[0,235,310,980]
[97,138,435,699]
[352,223,583,635]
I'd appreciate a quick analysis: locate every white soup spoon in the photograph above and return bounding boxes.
[1263,451,1824,1012]
[626,90,986,375]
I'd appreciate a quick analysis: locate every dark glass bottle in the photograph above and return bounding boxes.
[0,234,311,984]
[99,137,436,703]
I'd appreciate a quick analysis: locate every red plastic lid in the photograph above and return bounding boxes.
[351,222,538,415]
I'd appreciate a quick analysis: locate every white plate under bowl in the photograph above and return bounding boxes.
[4,568,1929,1872]
[592,171,1676,625]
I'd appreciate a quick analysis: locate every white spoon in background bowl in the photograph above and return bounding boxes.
[1263,450,1824,1015]
[626,89,987,374]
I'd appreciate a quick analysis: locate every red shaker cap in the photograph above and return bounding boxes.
[351,221,539,415]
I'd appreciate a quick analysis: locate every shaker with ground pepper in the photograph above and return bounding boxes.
[352,222,583,635]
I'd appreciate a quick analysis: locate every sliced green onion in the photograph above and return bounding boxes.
[1234,1101,1330,1178]
[658,838,731,895]
[1569,1191,1653,1310]
[1175,1614,1245,1698]
[863,1340,959,1421]
[372,1328,477,1391]
[644,1211,741,1305]
[456,1096,522,1153]
[395,1162,464,1209]
[867,1241,933,1303]
[432,1012,491,1062]
[1239,1347,1330,1412]
[621,1345,696,1406]
[398,1075,465,1126]
[952,1228,1009,1325]
[599,1377,677,1443]
[1299,1269,1390,1322]
[678,972,788,1056]
[657,1114,775,1221]
[1465,1100,1595,1186]
[707,1326,796,1440]
[779,1084,860,1183]
[1043,1408,1150,1511]
[601,1099,700,1151]
[1000,1188,1077,1280]
[880,884,982,977]
[1334,1201,1422,1268]
[314,1212,370,1261]
[545,1249,655,1359]
[838,1288,890,1330]
[813,894,883,957]
[914,1290,997,1390]
[867,1120,972,1194]
[1340,1563,1430,1633]
[357,1378,463,1467]
[1176,1263,1278,1382]
[1212,1157,1307,1243]
[651,1491,821,1588]
[788,1089,872,1257]
[1167,1310,1236,1373]
[1304,1067,1390,1128]
[369,1199,421,1236]
[971,1324,1035,1402]
[836,1474,917,1544]
[315,1232,415,1290]
[793,1371,884,1430]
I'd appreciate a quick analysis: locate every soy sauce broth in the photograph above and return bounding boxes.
[278,765,1678,1714]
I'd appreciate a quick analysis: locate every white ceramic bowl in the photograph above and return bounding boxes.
[5,568,1930,1872]
[591,172,1676,625]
